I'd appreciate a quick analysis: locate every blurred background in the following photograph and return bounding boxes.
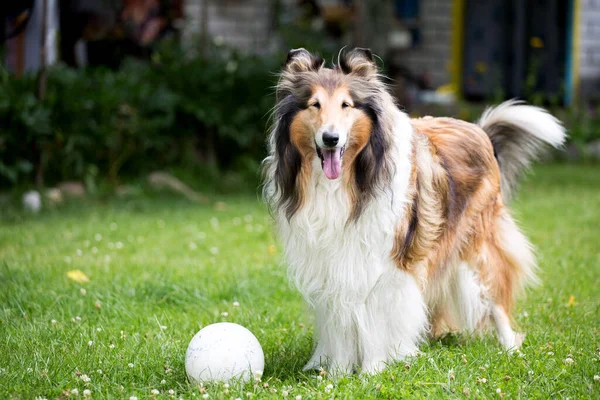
[1,0,599,197]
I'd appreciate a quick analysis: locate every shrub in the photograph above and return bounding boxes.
[0,41,280,188]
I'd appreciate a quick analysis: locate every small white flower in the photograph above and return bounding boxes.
[128,363,134,368]
[34,397,47,400]
[210,247,219,255]
[168,389,175,395]
[213,35,225,46]
[233,217,241,225]
[151,389,159,395]
[80,374,91,383]
[83,389,91,397]
[76,316,81,321]
[223,383,230,389]
[528,370,534,376]
[116,242,124,249]
[108,242,115,249]
[104,255,112,263]
[244,215,253,223]
[198,232,207,240]
[188,242,197,250]
[76,249,83,256]
[233,301,240,307]
[80,288,87,296]
[564,357,574,365]
[94,233,103,241]
[96,327,102,332]
[295,395,302,400]
[27,367,33,373]
[221,312,228,317]
[129,397,138,400]
[225,61,238,74]
[109,344,115,349]
[51,319,57,325]
[96,369,103,375]
[88,341,93,346]
[160,325,167,330]
[91,247,98,254]
[65,256,72,263]
[161,379,166,384]
[202,394,209,399]
[253,370,263,379]
[282,390,288,397]
[594,375,600,381]
[71,388,79,396]
[317,375,323,381]
[325,384,334,393]
[110,222,118,231]
[547,351,554,355]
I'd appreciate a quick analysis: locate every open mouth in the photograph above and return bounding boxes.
[316,144,346,180]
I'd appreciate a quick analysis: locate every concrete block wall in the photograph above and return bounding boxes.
[579,0,600,98]
[391,0,454,89]
[183,0,275,54]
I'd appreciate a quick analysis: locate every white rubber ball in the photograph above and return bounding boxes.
[185,322,264,383]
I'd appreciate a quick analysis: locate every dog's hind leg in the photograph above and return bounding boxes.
[491,304,525,350]
[448,262,492,334]
[472,211,536,350]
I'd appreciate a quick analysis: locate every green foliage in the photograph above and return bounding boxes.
[0,42,280,188]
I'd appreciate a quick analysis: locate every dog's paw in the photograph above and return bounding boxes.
[302,359,324,372]
[360,359,388,375]
[514,332,525,348]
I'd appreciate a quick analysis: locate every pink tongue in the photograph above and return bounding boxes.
[322,148,342,180]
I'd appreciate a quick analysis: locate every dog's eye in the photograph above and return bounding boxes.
[311,102,321,109]
[342,102,351,109]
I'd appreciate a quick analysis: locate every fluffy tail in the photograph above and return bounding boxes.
[477,100,566,201]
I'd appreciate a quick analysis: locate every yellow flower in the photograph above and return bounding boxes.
[67,270,90,284]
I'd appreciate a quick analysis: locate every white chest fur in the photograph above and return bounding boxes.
[276,114,414,308]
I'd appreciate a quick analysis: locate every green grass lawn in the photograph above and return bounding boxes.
[1,164,599,399]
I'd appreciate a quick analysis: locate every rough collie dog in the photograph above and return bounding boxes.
[262,48,565,374]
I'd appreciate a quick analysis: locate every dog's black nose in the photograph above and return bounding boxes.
[322,132,339,147]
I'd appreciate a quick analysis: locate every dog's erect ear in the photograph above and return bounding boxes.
[339,47,378,78]
[283,48,323,73]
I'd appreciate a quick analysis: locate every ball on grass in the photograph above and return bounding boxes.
[185,322,264,383]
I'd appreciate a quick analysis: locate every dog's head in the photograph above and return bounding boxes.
[270,48,393,219]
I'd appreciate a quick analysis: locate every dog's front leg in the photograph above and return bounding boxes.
[357,268,428,374]
[304,302,358,375]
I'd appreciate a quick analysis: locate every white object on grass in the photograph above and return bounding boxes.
[23,190,42,213]
[185,322,264,383]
